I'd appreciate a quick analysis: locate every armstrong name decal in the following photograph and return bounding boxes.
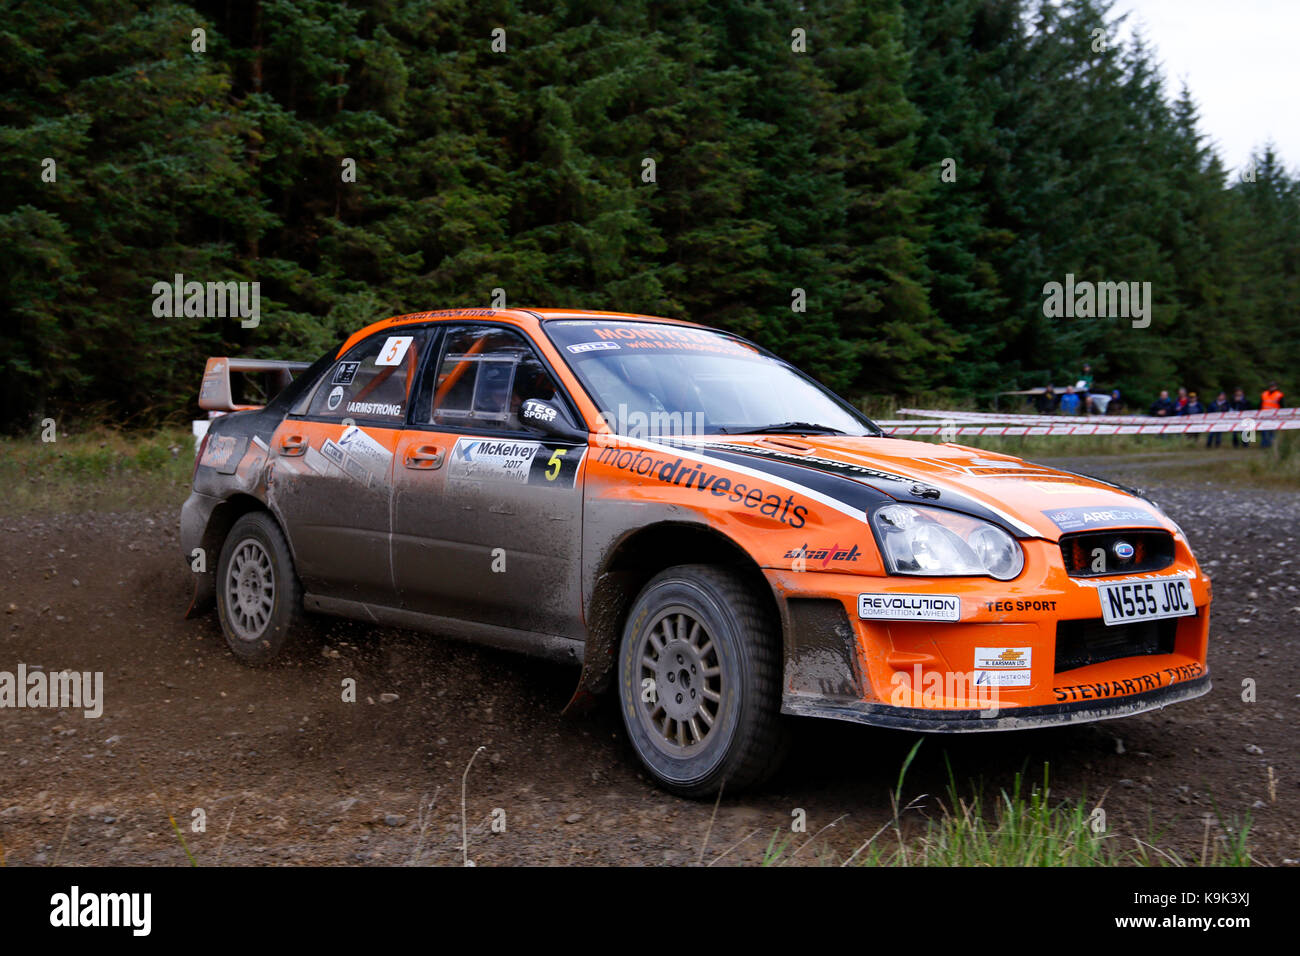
[346,401,402,416]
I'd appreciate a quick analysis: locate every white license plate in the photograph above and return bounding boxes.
[1098,575,1195,626]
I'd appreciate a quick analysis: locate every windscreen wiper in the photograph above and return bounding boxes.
[724,421,848,435]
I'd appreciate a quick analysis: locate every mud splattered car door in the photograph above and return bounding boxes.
[392,324,587,638]
[269,329,431,607]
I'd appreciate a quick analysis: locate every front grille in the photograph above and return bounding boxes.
[1059,530,1174,577]
[1055,617,1177,673]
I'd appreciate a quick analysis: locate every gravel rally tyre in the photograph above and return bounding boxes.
[618,564,790,797]
[215,511,307,666]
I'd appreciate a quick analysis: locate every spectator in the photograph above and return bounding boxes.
[1059,384,1081,415]
[1035,386,1057,414]
[1150,389,1175,416]
[1107,389,1124,415]
[1181,390,1204,442]
[1229,387,1251,448]
[1079,363,1095,393]
[1206,391,1230,448]
[1175,386,1189,414]
[1260,381,1285,449]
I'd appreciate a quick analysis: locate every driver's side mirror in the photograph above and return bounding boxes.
[520,398,586,441]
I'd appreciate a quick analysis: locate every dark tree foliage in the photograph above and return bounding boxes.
[0,0,1295,430]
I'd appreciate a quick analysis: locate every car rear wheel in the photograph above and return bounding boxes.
[216,511,306,666]
[618,564,789,797]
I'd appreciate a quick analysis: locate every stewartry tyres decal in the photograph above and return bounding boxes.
[654,438,1032,536]
[448,437,584,488]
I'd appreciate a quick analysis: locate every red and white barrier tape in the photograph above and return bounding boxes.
[894,406,1297,426]
[878,419,1300,437]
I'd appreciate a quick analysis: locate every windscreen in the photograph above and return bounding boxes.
[545,319,877,438]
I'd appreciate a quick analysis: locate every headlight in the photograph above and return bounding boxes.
[872,504,1024,580]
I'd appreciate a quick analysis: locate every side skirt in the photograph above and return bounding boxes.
[304,594,585,666]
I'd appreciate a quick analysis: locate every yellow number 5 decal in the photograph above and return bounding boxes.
[546,448,567,481]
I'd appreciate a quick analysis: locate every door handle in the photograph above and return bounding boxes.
[404,444,444,470]
[279,434,307,457]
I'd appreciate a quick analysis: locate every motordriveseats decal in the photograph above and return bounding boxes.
[593,443,811,527]
[654,438,1039,537]
[594,434,871,526]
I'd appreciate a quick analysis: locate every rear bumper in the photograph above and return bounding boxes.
[180,491,223,616]
[782,673,1211,732]
[180,490,222,561]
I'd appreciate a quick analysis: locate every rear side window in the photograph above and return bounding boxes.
[305,329,430,423]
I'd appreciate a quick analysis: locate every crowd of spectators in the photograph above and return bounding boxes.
[1030,365,1286,449]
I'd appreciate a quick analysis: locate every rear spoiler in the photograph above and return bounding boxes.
[198,357,313,412]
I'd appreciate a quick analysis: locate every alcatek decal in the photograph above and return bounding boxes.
[784,543,861,567]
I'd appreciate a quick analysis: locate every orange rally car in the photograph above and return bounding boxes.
[182,308,1211,796]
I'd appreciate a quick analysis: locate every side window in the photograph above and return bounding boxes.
[422,326,563,432]
[306,329,429,423]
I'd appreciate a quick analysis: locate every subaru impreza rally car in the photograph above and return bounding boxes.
[183,308,1211,796]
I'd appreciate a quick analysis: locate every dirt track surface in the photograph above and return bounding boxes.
[1,456,1297,866]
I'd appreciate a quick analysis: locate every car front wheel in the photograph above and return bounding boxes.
[618,564,789,797]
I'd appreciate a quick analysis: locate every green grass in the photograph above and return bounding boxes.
[0,424,196,516]
[851,774,1251,867]
[757,744,1254,867]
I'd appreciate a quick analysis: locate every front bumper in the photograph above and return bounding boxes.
[782,673,1211,731]
[767,539,1212,731]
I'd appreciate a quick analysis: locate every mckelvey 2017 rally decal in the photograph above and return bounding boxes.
[448,437,584,488]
